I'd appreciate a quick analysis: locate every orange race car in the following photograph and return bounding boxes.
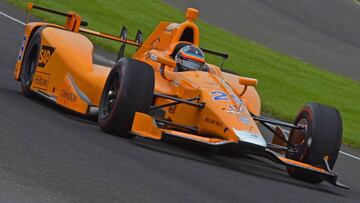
[14,3,348,189]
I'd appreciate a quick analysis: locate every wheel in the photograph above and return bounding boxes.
[286,103,342,183]
[98,58,154,138]
[19,28,43,97]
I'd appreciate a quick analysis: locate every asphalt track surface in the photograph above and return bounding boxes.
[0,1,359,202]
[164,0,360,81]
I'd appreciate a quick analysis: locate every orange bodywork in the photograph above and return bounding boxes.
[129,9,262,145]
[15,24,110,114]
[13,4,334,179]
[14,6,262,143]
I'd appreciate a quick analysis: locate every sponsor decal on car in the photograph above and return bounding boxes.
[226,105,249,124]
[61,89,77,103]
[239,116,250,125]
[210,91,229,101]
[17,35,27,61]
[38,46,55,68]
[168,105,176,114]
[210,91,243,105]
[32,71,50,90]
[205,117,223,127]
[227,105,244,114]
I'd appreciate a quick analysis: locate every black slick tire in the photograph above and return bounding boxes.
[19,28,43,97]
[98,58,154,138]
[286,103,342,183]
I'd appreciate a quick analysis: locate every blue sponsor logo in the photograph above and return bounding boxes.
[17,35,27,61]
[239,116,250,125]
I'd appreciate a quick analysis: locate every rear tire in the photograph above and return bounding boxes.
[19,28,42,97]
[98,58,154,138]
[286,103,342,183]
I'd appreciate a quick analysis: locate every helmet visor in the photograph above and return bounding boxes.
[180,59,203,70]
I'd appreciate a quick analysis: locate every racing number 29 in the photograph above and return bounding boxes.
[210,91,242,104]
[211,91,229,101]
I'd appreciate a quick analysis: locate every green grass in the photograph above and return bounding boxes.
[7,0,360,148]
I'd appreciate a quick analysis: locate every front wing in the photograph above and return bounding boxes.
[131,112,349,189]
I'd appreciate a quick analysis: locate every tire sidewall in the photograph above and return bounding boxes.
[98,58,154,137]
[286,103,342,183]
[295,104,342,168]
[98,58,130,128]
[20,28,43,96]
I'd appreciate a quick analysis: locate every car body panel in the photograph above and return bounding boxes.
[16,24,110,114]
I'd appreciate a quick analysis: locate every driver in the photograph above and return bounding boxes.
[175,45,207,72]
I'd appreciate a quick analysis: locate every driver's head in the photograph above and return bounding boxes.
[175,45,205,71]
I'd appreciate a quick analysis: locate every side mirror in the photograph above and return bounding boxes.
[148,52,176,67]
[117,26,128,60]
[80,20,88,27]
[135,30,143,45]
[238,77,257,97]
[120,26,128,41]
[239,77,257,87]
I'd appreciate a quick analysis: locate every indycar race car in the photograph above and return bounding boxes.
[14,3,348,189]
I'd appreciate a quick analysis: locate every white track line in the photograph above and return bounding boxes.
[1,9,359,161]
[0,11,25,25]
[340,151,360,161]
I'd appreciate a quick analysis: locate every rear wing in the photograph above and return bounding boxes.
[26,3,229,64]
[26,3,142,47]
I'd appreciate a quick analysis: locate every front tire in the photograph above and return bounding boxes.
[98,58,154,138]
[19,29,42,97]
[286,103,343,183]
